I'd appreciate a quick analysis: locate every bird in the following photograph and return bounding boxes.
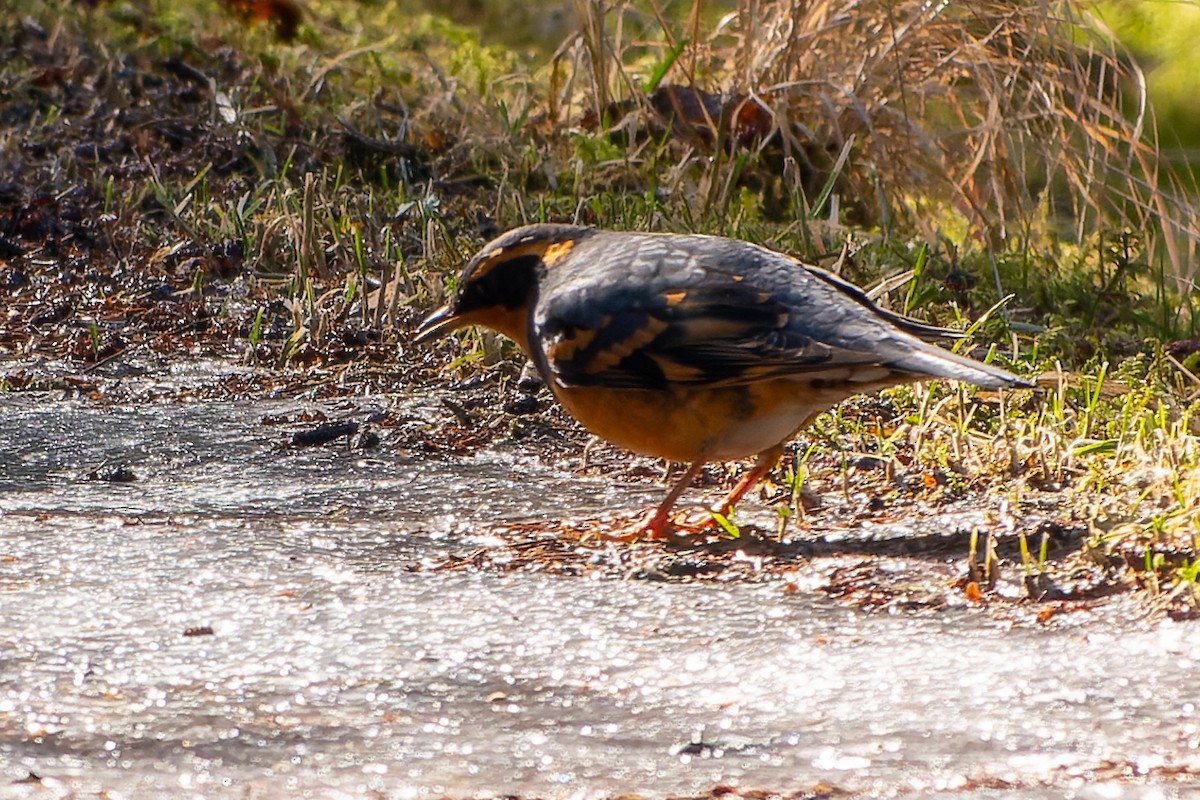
[416,224,1033,540]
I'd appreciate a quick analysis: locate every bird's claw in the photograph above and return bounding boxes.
[598,507,725,543]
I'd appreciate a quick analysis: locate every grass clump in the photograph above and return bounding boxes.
[576,2,1199,330]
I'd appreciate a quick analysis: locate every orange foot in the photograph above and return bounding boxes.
[599,506,721,542]
[598,447,787,543]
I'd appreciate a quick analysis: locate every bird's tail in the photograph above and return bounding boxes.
[889,341,1035,390]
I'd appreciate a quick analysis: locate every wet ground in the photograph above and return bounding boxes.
[2,370,1199,799]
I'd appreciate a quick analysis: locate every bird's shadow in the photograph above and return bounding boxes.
[612,516,1088,564]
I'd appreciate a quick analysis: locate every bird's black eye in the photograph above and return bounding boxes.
[458,254,541,312]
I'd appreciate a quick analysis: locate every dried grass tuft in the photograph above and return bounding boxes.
[569,0,1199,296]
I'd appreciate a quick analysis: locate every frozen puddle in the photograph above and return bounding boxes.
[1,398,1197,798]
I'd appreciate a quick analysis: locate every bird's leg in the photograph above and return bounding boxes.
[603,460,706,542]
[710,445,785,518]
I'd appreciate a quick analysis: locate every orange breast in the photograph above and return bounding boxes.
[550,378,856,462]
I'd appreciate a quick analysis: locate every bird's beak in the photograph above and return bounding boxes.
[413,304,462,344]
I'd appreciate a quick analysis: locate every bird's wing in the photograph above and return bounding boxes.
[534,250,910,391]
[532,233,1029,392]
[804,265,965,343]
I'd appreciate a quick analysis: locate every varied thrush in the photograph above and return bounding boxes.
[417,224,1032,539]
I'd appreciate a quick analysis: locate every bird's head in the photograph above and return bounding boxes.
[415,224,590,353]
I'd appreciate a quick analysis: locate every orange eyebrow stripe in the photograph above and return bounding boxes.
[542,240,575,267]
